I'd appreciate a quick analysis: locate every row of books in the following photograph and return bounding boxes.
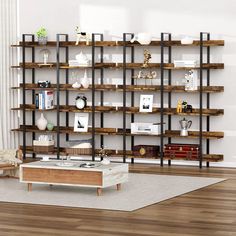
[35,91,54,110]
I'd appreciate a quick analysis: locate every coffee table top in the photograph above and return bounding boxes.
[20,160,129,172]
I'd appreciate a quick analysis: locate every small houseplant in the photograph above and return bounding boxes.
[36,27,47,45]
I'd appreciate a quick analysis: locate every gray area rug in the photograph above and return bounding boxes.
[0,174,225,211]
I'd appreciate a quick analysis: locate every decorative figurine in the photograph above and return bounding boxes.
[176,100,182,113]
[98,146,110,165]
[75,26,90,45]
[142,49,152,68]
[184,70,198,91]
[182,101,193,113]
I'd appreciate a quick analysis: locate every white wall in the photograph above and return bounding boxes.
[18,0,236,167]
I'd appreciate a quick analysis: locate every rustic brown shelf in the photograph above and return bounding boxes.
[11,39,224,47]
[14,32,224,166]
[12,104,224,116]
[13,125,224,139]
[164,130,224,139]
[13,83,224,93]
[164,154,223,162]
[19,145,222,161]
[12,62,224,70]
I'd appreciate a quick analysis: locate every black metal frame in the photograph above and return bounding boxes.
[199,32,211,168]
[18,31,219,169]
[122,33,134,163]
[160,32,172,166]
[91,33,104,161]
[22,34,35,159]
[56,34,69,159]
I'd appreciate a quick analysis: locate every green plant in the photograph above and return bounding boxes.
[36,27,47,38]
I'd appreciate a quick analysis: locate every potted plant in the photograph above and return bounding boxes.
[36,27,47,45]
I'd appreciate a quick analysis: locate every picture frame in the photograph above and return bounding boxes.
[74,113,89,132]
[139,94,153,112]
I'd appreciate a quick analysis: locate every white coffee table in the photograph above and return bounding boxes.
[19,161,129,196]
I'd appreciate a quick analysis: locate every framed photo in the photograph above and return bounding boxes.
[139,94,153,112]
[74,113,89,132]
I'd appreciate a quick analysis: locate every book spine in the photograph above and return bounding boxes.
[35,94,39,109]
[42,91,45,110]
[39,92,42,110]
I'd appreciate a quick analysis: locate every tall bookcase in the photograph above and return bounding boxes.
[11,32,224,168]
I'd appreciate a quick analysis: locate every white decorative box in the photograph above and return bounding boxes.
[131,123,165,135]
[174,60,198,68]
[33,140,55,146]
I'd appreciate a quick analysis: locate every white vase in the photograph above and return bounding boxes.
[36,113,48,130]
[81,70,89,88]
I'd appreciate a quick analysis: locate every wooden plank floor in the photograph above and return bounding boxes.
[0,164,236,236]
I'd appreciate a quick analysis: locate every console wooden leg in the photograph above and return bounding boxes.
[97,188,102,196]
[28,183,32,192]
[117,183,121,191]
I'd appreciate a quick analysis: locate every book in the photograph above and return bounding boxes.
[44,91,54,109]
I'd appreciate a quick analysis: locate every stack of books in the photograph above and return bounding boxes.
[35,91,54,110]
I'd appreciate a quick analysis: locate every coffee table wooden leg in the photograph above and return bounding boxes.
[97,188,102,196]
[28,183,32,192]
[117,183,121,191]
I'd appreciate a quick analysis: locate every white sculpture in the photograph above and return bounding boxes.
[81,70,89,88]
[75,26,90,45]
[130,33,152,45]
[184,70,198,91]
[75,52,90,66]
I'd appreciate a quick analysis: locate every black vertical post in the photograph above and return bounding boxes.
[206,33,210,168]
[160,33,164,166]
[167,34,172,166]
[31,35,36,158]
[100,35,104,154]
[92,34,96,161]
[199,32,203,168]
[22,35,26,159]
[65,35,69,141]
[123,33,127,163]
[130,34,135,164]
[21,34,35,159]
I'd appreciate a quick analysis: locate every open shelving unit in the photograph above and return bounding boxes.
[11,32,224,168]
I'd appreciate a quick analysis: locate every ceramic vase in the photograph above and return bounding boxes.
[81,70,89,88]
[47,123,54,131]
[38,36,47,45]
[36,113,48,130]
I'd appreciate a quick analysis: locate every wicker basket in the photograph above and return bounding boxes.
[33,145,54,153]
[65,148,92,155]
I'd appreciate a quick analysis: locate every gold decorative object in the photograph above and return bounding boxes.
[98,146,108,158]
[142,49,151,68]
[132,70,157,85]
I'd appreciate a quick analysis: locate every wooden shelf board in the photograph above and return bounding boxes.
[19,146,223,162]
[13,126,224,139]
[164,154,223,162]
[12,104,224,116]
[12,62,224,70]
[11,39,224,47]
[14,83,224,93]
